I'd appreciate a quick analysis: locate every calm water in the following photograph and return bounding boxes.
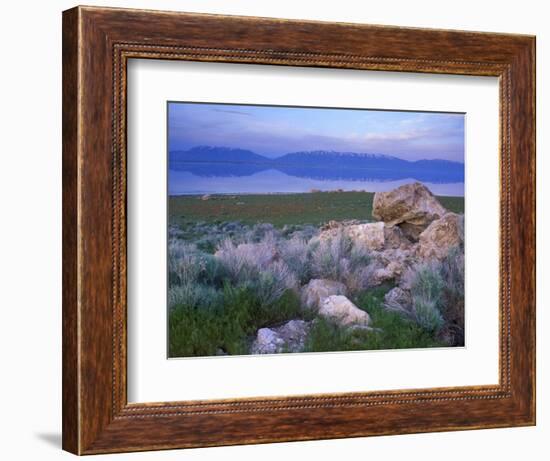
[168,166,464,197]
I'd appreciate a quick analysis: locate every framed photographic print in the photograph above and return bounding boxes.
[62,6,535,455]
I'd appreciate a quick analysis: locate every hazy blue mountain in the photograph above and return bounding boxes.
[169,146,464,183]
[169,146,271,164]
[275,150,410,169]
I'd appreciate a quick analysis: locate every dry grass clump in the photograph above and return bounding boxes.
[310,230,374,293]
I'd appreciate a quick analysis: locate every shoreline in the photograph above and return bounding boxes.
[169,190,465,199]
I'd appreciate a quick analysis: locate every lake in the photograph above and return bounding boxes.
[168,165,464,197]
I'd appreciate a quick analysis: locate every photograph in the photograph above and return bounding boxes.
[167,102,466,358]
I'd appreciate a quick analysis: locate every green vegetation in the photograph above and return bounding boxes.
[167,190,465,357]
[303,286,445,353]
[169,285,312,357]
[408,263,446,333]
[169,283,445,357]
[169,191,464,228]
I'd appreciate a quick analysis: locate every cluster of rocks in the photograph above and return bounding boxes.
[371,183,464,317]
[250,279,373,354]
[318,182,463,288]
[249,182,464,354]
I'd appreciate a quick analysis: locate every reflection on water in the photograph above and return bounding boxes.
[169,160,465,183]
[169,168,464,197]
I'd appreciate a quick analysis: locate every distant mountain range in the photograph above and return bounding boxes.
[169,146,464,183]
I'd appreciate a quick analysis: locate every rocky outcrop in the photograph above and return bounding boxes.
[320,219,360,231]
[383,225,412,249]
[319,295,371,327]
[318,221,411,252]
[371,261,404,286]
[346,222,385,251]
[416,212,464,260]
[250,320,310,354]
[368,247,415,286]
[372,247,414,271]
[318,221,384,251]
[301,279,347,311]
[372,182,447,240]
[304,183,463,331]
[310,186,462,292]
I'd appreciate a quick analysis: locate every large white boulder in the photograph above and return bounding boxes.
[416,212,464,260]
[345,222,385,251]
[372,182,447,240]
[318,221,410,251]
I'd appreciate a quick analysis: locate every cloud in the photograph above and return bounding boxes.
[211,108,252,116]
[362,131,423,142]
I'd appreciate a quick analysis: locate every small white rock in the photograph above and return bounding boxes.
[319,295,371,327]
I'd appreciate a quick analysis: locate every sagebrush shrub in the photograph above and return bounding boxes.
[309,231,373,292]
[310,231,352,281]
[216,234,301,306]
[440,246,465,311]
[413,297,444,333]
[168,283,223,311]
[215,237,277,283]
[245,223,278,243]
[168,239,225,288]
[168,240,202,286]
[342,263,377,294]
[404,262,445,333]
[284,224,319,242]
[199,253,222,286]
[410,262,444,303]
[349,243,371,269]
[254,261,298,305]
[439,246,465,344]
[279,236,311,283]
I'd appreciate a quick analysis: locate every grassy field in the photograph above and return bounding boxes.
[169,191,464,227]
[169,283,445,357]
[167,190,465,357]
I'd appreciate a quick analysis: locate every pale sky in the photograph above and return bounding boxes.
[168,102,465,162]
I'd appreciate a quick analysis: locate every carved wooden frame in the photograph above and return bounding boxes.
[62,5,535,454]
